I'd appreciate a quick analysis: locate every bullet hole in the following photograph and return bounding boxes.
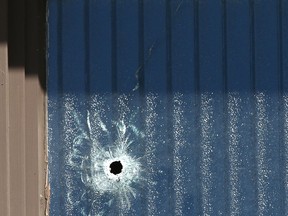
[110,161,123,175]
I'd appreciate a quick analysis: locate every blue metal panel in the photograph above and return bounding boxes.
[48,0,288,215]
[226,0,251,92]
[89,0,113,93]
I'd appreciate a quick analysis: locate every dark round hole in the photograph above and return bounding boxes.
[110,161,123,175]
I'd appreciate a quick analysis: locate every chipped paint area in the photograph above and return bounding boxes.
[58,95,148,215]
[49,92,287,216]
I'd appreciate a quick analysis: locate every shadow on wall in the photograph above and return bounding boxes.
[0,0,46,91]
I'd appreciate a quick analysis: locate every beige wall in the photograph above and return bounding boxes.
[0,0,47,215]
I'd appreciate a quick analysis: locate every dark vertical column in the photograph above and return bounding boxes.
[250,0,256,92]
[222,0,228,94]
[89,0,113,94]
[138,0,144,95]
[254,1,279,92]
[111,0,117,93]
[194,0,200,95]
[282,1,288,93]
[143,0,168,93]
[166,0,172,95]
[84,0,90,96]
[198,2,224,92]
[171,0,195,93]
[227,0,252,92]
[61,1,86,95]
[116,0,140,94]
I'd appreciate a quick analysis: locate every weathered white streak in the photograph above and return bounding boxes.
[63,96,77,215]
[200,94,213,216]
[255,93,270,216]
[172,93,185,216]
[228,94,241,216]
[283,95,288,215]
[145,94,158,216]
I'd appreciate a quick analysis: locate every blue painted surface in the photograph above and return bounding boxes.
[48,0,288,215]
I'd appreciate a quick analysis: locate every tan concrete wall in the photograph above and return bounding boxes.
[0,0,47,215]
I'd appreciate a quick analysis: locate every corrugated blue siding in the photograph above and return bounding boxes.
[48,0,288,215]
